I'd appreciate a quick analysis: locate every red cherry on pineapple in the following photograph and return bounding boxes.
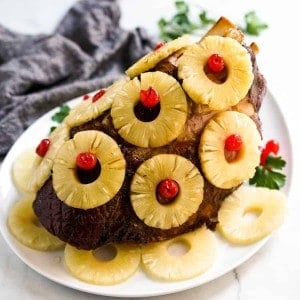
[83,94,89,100]
[92,89,106,103]
[225,134,243,151]
[207,54,225,73]
[36,138,50,157]
[76,152,97,170]
[154,42,165,51]
[140,87,160,108]
[158,179,179,200]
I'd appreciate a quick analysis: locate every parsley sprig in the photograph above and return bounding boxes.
[249,152,286,190]
[158,1,215,41]
[243,11,268,36]
[50,104,70,133]
[158,1,268,41]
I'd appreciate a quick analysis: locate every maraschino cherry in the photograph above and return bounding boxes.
[76,152,98,171]
[157,178,179,204]
[207,54,225,73]
[140,87,160,108]
[92,89,106,103]
[225,134,243,151]
[36,138,50,157]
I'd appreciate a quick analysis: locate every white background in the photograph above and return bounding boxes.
[0,0,299,299]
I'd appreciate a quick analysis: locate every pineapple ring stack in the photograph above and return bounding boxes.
[130,154,204,229]
[178,36,254,110]
[53,130,126,209]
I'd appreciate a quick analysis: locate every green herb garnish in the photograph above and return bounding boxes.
[51,104,70,123]
[158,1,215,41]
[49,104,70,133]
[199,11,216,26]
[50,126,57,133]
[158,1,268,41]
[249,155,286,190]
[243,11,268,36]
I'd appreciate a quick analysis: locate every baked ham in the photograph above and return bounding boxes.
[33,19,266,250]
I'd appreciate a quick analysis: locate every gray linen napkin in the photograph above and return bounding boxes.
[0,0,155,156]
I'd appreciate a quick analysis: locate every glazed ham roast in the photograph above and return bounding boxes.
[31,17,266,250]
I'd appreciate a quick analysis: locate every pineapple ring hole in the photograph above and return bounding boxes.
[167,239,190,257]
[134,101,161,122]
[224,149,242,163]
[76,160,101,184]
[243,207,262,222]
[204,63,228,84]
[93,244,118,262]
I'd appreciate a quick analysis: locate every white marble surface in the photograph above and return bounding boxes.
[0,0,299,299]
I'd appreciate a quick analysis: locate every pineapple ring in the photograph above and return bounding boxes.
[199,111,261,189]
[64,243,141,285]
[178,36,254,110]
[217,186,287,245]
[130,154,204,229]
[111,71,188,148]
[8,197,65,251]
[53,130,126,209]
[12,148,42,194]
[142,226,216,281]
[27,123,70,193]
[125,35,194,78]
[64,77,129,128]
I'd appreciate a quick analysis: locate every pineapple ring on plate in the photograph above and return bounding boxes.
[178,36,254,110]
[111,71,187,148]
[125,35,193,78]
[199,111,261,189]
[130,154,204,229]
[8,197,65,251]
[12,148,42,194]
[64,243,141,285]
[64,77,129,128]
[217,186,287,245]
[53,130,126,209]
[26,123,70,193]
[142,226,216,281]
